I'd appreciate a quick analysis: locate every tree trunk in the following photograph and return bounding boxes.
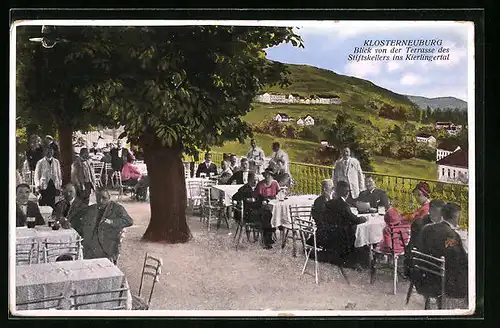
[140,133,192,243]
[58,124,73,186]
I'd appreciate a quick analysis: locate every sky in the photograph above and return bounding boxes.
[265,21,472,101]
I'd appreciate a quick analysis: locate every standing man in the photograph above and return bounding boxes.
[332,147,365,204]
[268,142,289,173]
[34,147,62,208]
[73,188,133,264]
[109,139,130,173]
[72,148,96,205]
[45,135,60,159]
[53,183,87,225]
[246,139,265,174]
[195,152,218,177]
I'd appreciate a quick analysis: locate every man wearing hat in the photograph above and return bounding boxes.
[404,181,431,223]
[45,135,60,159]
[332,147,365,205]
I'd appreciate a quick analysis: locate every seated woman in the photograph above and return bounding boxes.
[403,182,431,224]
[257,168,280,200]
[218,161,233,185]
[121,157,143,192]
[377,199,410,254]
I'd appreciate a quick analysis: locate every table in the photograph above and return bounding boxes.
[211,184,244,206]
[354,213,386,248]
[16,258,132,310]
[268,195,317,228]
[16,226,83,264]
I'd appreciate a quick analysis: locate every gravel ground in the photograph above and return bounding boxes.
[114,194,458,312]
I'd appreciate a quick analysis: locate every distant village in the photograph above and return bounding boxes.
[255,92,342,105]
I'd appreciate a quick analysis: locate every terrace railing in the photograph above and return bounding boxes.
[188,151,469,227]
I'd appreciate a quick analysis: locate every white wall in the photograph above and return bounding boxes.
[438,165,468,184]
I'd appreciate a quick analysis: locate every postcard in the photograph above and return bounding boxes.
[10,16,477,317]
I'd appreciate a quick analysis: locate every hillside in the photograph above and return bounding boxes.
[406,95,467,110]
[265,62,419,113]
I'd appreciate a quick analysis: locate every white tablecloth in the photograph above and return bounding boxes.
[269,195,317,228]
[16,258,132,310]
[211,184,244,206]
[354,213,386,248]
[16,226,83,264]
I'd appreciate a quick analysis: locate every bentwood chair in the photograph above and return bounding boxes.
[284,205,313,257]
[200,186,227,232]
[42,238,84,263]
[132,253,163,310]
[16,240,40,265]
[17,293,65,310]
[233,200,264,250]
[187,180,203,214]
[405,248,446,309]
[91,162,105,188]
[70,285,129,310]
[370,223,411,295]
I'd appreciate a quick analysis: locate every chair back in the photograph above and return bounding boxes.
[409,248,446,298]
[138,253,163,308]
[92,162,105,183]
[42,238,83,263]
[17,293,65,310]
[389,223,411,255]
[183,162,191,179]
[289,204,313,229]
[70,285,129,310]
[290,205,316,249]
[16,240,39,265]
[187,180,203,200]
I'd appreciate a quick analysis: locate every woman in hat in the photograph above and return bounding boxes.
[257,168,280,200]
[403,181,431,223]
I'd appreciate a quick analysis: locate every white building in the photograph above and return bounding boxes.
[436,141,461,161]
[320,140,329,147]
[270,93,287,103]
[274,113,292,122]
[437,149,468,184]
[415,133,437,147]
[303,115,315,126]
[255,93,271,104]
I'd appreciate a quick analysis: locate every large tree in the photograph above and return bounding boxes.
[74,26,303,243]
[16,25,118,184]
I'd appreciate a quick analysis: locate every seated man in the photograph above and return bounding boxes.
[218,161,233,185]
[356,176,389,210]
[226,158,251,185]
[72,188,133,264]
[232,172,274,249]
[311,179,334,223]
[195,152,218,177]
[16,183,45,227]
[413,203,468,300]
[53,183,87,228]
[315,180,367,267]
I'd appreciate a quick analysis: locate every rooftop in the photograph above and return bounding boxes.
[437,148,468,168]
[437,140,461,151]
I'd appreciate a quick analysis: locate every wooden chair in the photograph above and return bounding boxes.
[370,223,411,294]
[405,248,446,309]
[16,240,39,265]
[283,205,313,257]
[104,163,113,187]
[132,253,163,310]
[183,161,192,179]
[200,186,228,232]
[91,162,105,188]
[42,238,84,263]
[233,200,263,250]
[70,285,129,310]
[17,293,65,310]
[294,215,321,284]
[187,180,203,214]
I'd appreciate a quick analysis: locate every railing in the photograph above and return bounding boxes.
[186,151,469,227]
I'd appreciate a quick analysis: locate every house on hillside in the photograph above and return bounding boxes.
[288,93,301,103]
[445,124,462,136]
[255,93,271,104]
[270,93,287,104]
[435,122,454,130]
[274,113,292,122]
[296,115,315,126]
[415,133,437,147]
[316,94,341,105]
[436,140,461,161]
[320,140,329,147]
[437,148,468,184]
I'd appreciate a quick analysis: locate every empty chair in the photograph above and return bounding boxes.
[91,162,105,188]
[405,248,446,309]
[293,215,321,284]
[17,293,65,310]
[42,238,83,263]
[104,163,113,187]
[183,161,192,179]
[200,186,227,232]
[284,205,313,257]
[132,253,163,310]
[187,180,203,213]
[370,223,411,295]
[16,240,39,265]
[70,285,129,310]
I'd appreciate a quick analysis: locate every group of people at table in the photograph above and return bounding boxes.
[199,142,468,301]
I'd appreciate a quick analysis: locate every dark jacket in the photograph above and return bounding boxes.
[311,195,331,223]
[226,170,250,185]
[408,215,433,251]
[16,201,45,227]
[72,202,133,263]
[195,162,218,177]
[317,197,367,258]
[415,221,468,298]
[26,147,44,171]
[109,147,130,171]
[232,184,265,223]
[356,188,389,209]
[53,197,87,223]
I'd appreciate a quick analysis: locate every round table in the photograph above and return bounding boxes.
[268,195,317,228]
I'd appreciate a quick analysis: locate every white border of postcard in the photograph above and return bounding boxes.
[9,19,476,317]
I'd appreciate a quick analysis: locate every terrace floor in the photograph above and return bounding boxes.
[115,194,468,313]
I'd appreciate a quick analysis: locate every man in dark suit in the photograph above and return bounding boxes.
[72,188,133,264]
[415,203,468,299]
[232,172,274,249]
[16,183,44,227]
[316,180,367,266]
[356,176,389,209]
[53,183,87,226]
[226,158,250,185]
[109,140,130,172]
[311,179,335,223]
[195,152,218,177]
